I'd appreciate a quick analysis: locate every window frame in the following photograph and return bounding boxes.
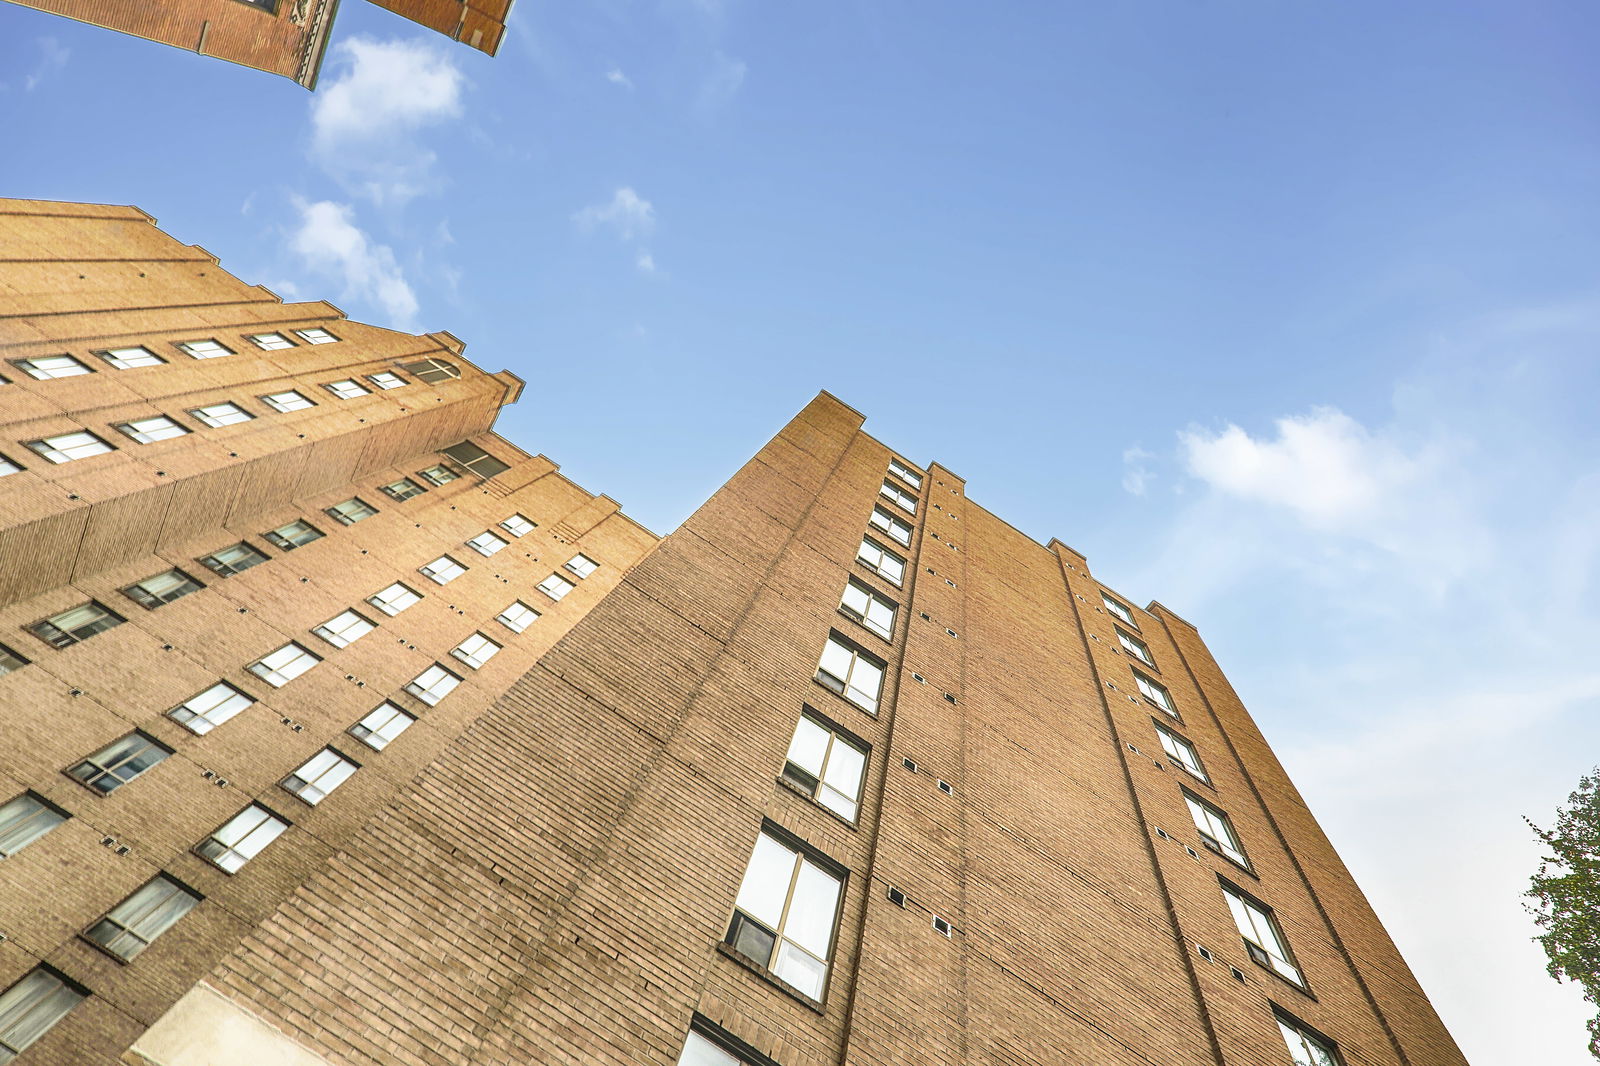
[855,536,906,587]
[499,513,536,537]
[122,569,206,610]
[1132,668,1178,718]
[95,345,165,370]
[67,731,172,795]
[879,479,918,514]
[497,600,540,633]
[564,553,599,578]
[868,505,913,547]
[27,600,124,649]
[194,803,290,873]
[10,353,93,380]
[293,327,339,344]
[380,477,427,501]
[537,572,576,601]
[26,429,115,464]
[676,1016,784,1066]
[83,874,202,963]
[281,747,359,806]
[887,457,923,490]
[323,378,371,400]
[0,792,69,857]
[168,682,254,735]
[419,555,468,585]
[245,332,295,350]
[312,609,377,649]
[349,702,415,751]
[366,581,422,616]
[838,578,897,642]
[1183,787,1251,871]
[113,414,190,445]
[722,820,849,1004]
[780,708,870,823]
[814,631,887,715]
[0,643,30,677]
[175,338,235,360]
[262,518,325,551]
[1116,626,1156,666]
[188,401,255,428]
[466,530,509,557]
[450,631,502,670]
[198,541,269,577]
[1102,593,1137,628]
[399,357,462,383]
[403,662,462,706]
[1221,877,1308,990]
[247,642,321,688]
[0,966,87,1060]
[323,497,379,526]
[417,463,459,486]
[260,389,316,413]
[366,371,406,390]
[1273,1006,1345,1066]
[1154,720,1209,784]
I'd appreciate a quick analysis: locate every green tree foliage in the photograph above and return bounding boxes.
[1528,769,1600,1060]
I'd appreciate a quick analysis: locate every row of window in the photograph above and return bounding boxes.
[5,329,342,384]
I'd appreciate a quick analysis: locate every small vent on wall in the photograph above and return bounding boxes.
[937,780,953,796]
[1231,966,1247,983]
[887,886,906,907]
[932,916,952,937]
[1197,945,1214,962]
[903,757,918,773]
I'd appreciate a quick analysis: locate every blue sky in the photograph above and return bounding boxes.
[4,3,1599,1062]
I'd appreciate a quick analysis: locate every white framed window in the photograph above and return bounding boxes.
[381,477,426,501]
[196,804,288,872]
[313,609,376,648]
[726,828,845,1001]
[839,579,895,640]
[1184,790,1250,868]
[323,379,370,400]
[868,505,913,547]
[451,632,502,669]
[537,573,575,601]
[85,875,201,961]
[114,415,189,444]
[177,338,234,359]
[0,968,85,1060]
[816,633,885,714]
[247,332,294,350]
[0,455,21,476]
[467,530,508,557]
[404,663,461,706]
[497,600,540,633]
[349,702,415,750]
[1133,669,1176,716]
[1277,1011,1341,1066]
[856,537,905,586]
[27,430,114,464]
[783,712,868,821]
[887,458,922,489]
[1223,881,1305,987]
[11,354,91,379]
[420,555,467,585]
[68,732,170,794]
[499,513,536,537]
[418,464,458,485]
[0,793,67,857]
[366,371,406,389]
[169,682,254,734]
[122,568,203,609]
[294,327,339,344]
[1116,627,1155,666]
[199,542,268,577]
[879,479,918,513]
[189,401,253,428]
[282,748,358,805]
[261,389,315,412]
[248,642,320,687]
[325,497,378,525]
[1103,594,1136,627]
[263,519,324,551]
[28,601,124,648]
[97,345,164,370]
[367,582,422,616]
[1156,723,1208,783]
[564,553,599,578]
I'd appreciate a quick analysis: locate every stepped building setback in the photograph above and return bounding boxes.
[0,198,1468,1066]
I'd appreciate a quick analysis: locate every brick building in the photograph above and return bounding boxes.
[0,197,1468,1066]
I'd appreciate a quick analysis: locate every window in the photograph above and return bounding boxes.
[564,553,599,578]
[11,354,91,379]
[114,415,188,444]
[85,875,200,961]
[1103,594,1136,626]
[195,804,288,872]
[349,702,415,750]
[248,642,320,687]
[537,573,575,601]
[856,537,906,586]
[1155,723,1208,783]
[0,644,29,677]
[294,328,339,344]
[323,379,370,400]
[199,542,268,577]
[177,339,233,359]
[1133,670,1176,716]
[399,357,461,383]
[367,582,421,616]
[0,793,67,857]
[451,632,501,669]
[168,683,253,734]
[106,569,198,611]
[1222,881,1305,987]
[96,345,164,370]
[420,555,467,585]
[282,748,358,805]
[263,519,324,551]
[28,601,123,648]
[839,579,896,640]
[868,505,913,547]
[441,440,510,478]
[381,477,426,501]
[404,663,461,706]
[879,479,918,513]
[725,827,845,1000]
[1116,627,1155,666]
[188,401,253,428]
[68,732,170,794]
[467,530,508,557]
[260,390,315,413]
[815,633,885,714]
[675,1021,780,1066]
[246,332,294,350]
[418,464,459,486]
[0,455,21,477]
[888,457,922,489]
[313,609,376,648]
[1277,1010,1342,1066]
[324,497,378,525]
[0,967,86,1061]
[1185,790,1250,869]
[497,601,540,633]
[26,430,114,464]
[499,513,536,537]
[783,712,868,820]
[366,371,406,389]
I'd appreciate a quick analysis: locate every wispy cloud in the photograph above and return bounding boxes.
[288,199,419,327]
[1121,446,1155,496]
[574,187,656,240]
[698,50,747,113]
[606,67,634,89]
[635,250,657,274]
[23,36,69,93]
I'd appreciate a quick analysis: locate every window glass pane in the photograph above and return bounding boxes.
[247,333,293,350]
[14,354,91,379]
[116,416,187,444]
[324,379,370,399]
[468,531,508,556]
[68,732,169,793]
[382,478,426,500]
[821,740,866,802]
[295,328,338,344]
[818,639,854,685]
[314,610,375,648]
[179,339,233,359]
[497,601,539,633]
[367,372,405,389]
[734,834,794,929]
[500,514,536,536]
[264,520,323,550]
[0,644,30,676]
[249,643,319,687]
[190,402,252,427]
[418,464,458,485]
[28,430,114,464]
[283,749,357,805]
[86,876,199,960]
[368,582,421,615]
[538,574,574,600]
[0,794,66,857]
[169,683,253,734]
[99,346,164,369]
[261,390,314,412]
[0,969,84,1058]
[785,717,831,776]
[565,553,599,578]
[198,805,287,872]
[325,498,378,525]
[201,542,268,576]
[451,632,501,669]
[677,1031,741,1066]
[1278,1019,1339,1066]
[783,859,842,957]
[772,940,827,1000]
[350,702,415,750]
[123,569,203,609]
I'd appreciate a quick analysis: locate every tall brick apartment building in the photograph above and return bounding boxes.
[0,197,1468,1066]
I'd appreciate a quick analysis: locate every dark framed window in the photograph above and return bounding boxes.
[724,821,848,1002]
[0,967,87,1059]
[0,643,30,677]
[399,357,461,383]
[441,440,510,478]
[263,519,324,551]
[199,542,269,577]
[122,568,204,610]
[28,601,124,648]
[675,1015,784,1066]
[68,732,171,794]
[781,709,869,821]
[815,631,886,714]
[1274,1006,1344,1066]
[1222,877,1306,988]
[1183,788,1250,869]
[380,477,427,500]
[0,793,68,856]
[84,875,201,961]
[324,497,378,525]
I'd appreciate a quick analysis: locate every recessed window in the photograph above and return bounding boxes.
[887,458,922,489]
[177,338,234,359]
[260,389,315,413]
[188,401,253,428]
[366,371,406,389]
[1184,790,1250,869]
[85,875,200,961]
[122,568,203,611]
[381,477,427,501]
[467,530,509,557]
[1222,880,1305,987]
[0,968,86,1059]
[198,542,269,577]
[564,553,599,578]
[247,332,294,350]
[1103,594,1136,627]
[418,464,458,486]
[313,609,376,648]
[868,505,913,547]
[450,632,501,669]
[404,663,461,706]
[537,572,575,601]
[27,430,114,464]
[0,454,22,476]
[725,827,845,1001]
[349,702,415,751]
[1276,1009,1342,1066]
[168,682,254,735]
[367,581,422,616]
[114,415,189,444]
[1133,669,1176,716]
[68,732,171,794]
[400,357,461,383]
[323,379,370,400]
[1155,723,1208,783]
[1116,627,1155,666]
[324,497,378,525]
[441,440,510,478]
[96,345,164,370]
[0,793,68,856]
[816,633,886,714]
[499,513,536,537]
[196,804,288,872]
[28,601,124,648]
[674,1021,780,1066]
[420,555,467,585]
[497,600,540,633]
[782,712,868,821]
[282,748,358,805]
[0,643,30,677]
[263,519,324,551]
[856,537,906,586]
[294,327,339,344]
[11,353,92,379]
[879,479,918,514]
[248,642,320,687]
[839,579,896,641]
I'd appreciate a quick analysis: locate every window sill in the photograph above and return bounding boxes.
[714,942,827,1015]
[1201,841,1258,880]
[774,776,860,831]
[1246,954,1316,1001]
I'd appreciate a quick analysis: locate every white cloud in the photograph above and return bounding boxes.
[23,36,69,92]
[574,187,656,240]
[606,67,634,89]
[698,50,747,112]
[288,199,419,327]
[635,250,656,274]
[1121,446,1155,496]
